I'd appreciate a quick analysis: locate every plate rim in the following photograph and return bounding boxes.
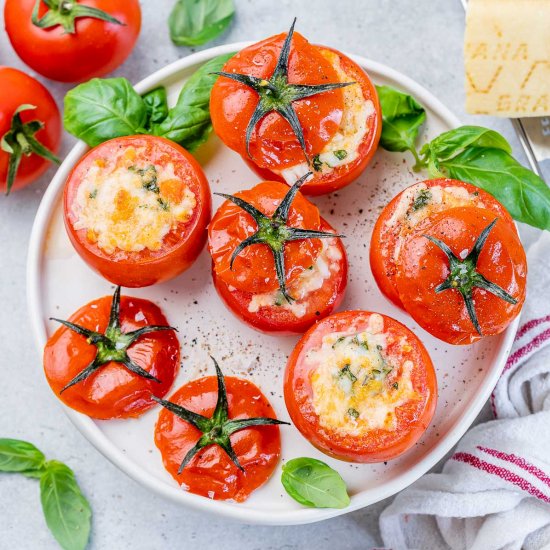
[26,42,519,525]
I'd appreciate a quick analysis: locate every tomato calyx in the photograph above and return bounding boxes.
[215,173,343,303]
[50,287,176,392]
[152,357,289,473]
[31,0,123,34]
[424,218,518,335]
[212,18,354,162]
[1,104,60,195]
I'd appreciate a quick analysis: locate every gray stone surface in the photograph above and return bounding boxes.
[0,0,529,548]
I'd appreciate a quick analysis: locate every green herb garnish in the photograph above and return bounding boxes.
[376,84,550,231]
[169,0,235,47]
[281,457,350,509]
[339,364,357,383]
[0,439,91,550]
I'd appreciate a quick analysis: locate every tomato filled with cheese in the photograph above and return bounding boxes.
[64,135,211,287]
[284,310,437,462]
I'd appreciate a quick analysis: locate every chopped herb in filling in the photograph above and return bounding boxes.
[334,149,348,160]
[411,188,432,211]
[130,164,159,193]
[312,154,323,172]
[339,364,357,383]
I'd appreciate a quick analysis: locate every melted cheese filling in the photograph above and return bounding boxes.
[73,147,196,254]
[307,314,419,436]
[247,238,342,318]
[276,50,375,184]
[386,183,490,263]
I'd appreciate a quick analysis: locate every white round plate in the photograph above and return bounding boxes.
[27,42,518,525]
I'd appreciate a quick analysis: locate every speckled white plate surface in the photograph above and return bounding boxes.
[27,43,518,525]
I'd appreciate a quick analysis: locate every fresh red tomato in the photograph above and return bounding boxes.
[212,220,348,334]
[395,207,527,345]
[43,287,180,420]
[0,67,61,194]
[4,0,141,83]
[155,362,284,502]
[370,178,517,308]
[284,310,437,462]
[64,135,211,288]
[210,23,381,196]
[208,180,324,295]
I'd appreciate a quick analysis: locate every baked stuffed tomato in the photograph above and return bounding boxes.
[370,178,517,308]
[210,19,381,196]
[64,135,211,287]
[43,287,179,419]
[154,357,288,502]
[395,206,527,345]
[284,310,436,462]
[208,174,348,334]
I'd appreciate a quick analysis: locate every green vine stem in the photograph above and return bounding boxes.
[32,0,123,34]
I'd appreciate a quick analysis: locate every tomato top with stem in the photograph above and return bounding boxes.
[396,207,527,345]
[210,19,351,171]
[0,67,61,194]
[209,173,343,297]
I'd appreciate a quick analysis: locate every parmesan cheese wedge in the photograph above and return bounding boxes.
[465,0,550,117]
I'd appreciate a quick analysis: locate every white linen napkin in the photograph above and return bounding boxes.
[379,232,550,550]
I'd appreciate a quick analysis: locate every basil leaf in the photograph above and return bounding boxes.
[281,457,350,509]
[177,52,234,107]
[152,52,234,152]
[40,461,92,550]
[142,87,169,126]
[169,0,235,47]
[64,78,148,147]
[0,438,46,474]
[376,84,426,167]
[153,106,211,148]
[440,147,550,230]
[422,125,512,163]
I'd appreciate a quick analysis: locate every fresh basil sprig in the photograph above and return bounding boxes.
[169,0,235,47]
[281,457,350,509]
[64,52,234,153]
[375,85,426,170]
[0,439,91,550]
[376,84,550,231]
[437,147,550,230]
